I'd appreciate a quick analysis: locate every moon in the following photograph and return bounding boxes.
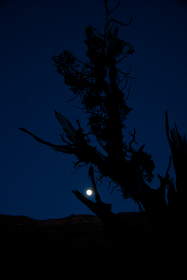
[85,188,94,197]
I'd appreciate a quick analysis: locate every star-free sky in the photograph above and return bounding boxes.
[0,0,187,219]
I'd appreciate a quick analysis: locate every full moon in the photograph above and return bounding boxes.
[85,188,94,197]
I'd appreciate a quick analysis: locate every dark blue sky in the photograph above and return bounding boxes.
[0,0,187,219]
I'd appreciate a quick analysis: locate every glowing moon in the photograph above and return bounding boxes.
[85,188,94,197]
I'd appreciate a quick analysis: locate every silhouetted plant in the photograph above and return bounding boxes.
[19,0,186,230]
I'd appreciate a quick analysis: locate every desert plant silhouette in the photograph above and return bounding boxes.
[19,0,186,239]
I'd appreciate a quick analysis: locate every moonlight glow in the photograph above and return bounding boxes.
[85,188,94,197]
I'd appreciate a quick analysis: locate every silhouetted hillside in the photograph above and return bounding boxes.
[0,212,154,248]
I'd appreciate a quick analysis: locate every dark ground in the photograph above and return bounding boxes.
[1,212,184,248]
[0,212,163,248]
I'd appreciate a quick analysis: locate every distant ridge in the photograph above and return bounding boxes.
[0,212,155,247]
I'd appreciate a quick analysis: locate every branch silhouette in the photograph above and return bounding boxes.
[19,0,187,239]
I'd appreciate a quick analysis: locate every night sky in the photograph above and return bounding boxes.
[0,0,187,219]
